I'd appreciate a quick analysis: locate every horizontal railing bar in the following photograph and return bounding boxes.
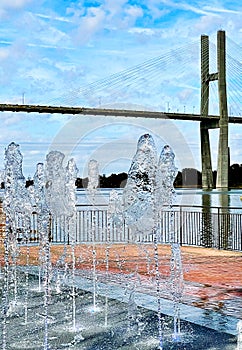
[75,204,242,211]
[172,204,242,211]
[76,204,108,208]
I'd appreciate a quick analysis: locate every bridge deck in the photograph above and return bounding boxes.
[0,103,241,123]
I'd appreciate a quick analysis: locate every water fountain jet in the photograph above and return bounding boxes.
[0,139,239,350]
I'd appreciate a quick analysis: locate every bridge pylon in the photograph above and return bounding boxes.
[200,30,229,189]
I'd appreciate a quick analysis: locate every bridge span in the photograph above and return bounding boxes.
[0,103,242,124]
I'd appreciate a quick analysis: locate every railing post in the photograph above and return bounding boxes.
[179,206,183,246]
[48,213,52,243]
[217,207,220,249]
[241,219,242,251]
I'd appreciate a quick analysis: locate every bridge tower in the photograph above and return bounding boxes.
[200,30,229,189]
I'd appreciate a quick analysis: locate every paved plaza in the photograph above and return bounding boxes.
[1,243,241,321]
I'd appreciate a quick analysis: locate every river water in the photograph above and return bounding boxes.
[175,188,242,209]
[76,188,242,210]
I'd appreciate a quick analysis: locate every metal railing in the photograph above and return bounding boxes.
[2,204,242,251]
[51,205,242,251]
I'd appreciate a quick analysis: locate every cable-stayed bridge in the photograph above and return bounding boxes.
[0,30,241,189]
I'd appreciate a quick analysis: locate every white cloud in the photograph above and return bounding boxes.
[28,149,42,155]
[0,0,33,19]
[71,6,106,44]
[35,13,72,23]
[180,3,220,16]
[0,0,32,10]
[0,47,9,60]
[0,112,23,126]
[70,2,144,44]
[125,5,143,19]
[204,6,241,15]
[146,2,170,20]
[128,27,156,36]
[16,11,70,47]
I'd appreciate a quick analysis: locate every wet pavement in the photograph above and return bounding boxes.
[1,243,241,321]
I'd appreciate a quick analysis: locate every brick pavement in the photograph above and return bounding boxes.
[1,242,241,320]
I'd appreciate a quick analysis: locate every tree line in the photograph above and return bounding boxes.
[1,164,242,189]
[75,164,242,189]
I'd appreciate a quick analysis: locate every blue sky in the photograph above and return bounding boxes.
[0,0,241,179]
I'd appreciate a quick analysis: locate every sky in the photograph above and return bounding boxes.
[0,0,241,179]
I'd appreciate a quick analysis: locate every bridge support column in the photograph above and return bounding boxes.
[216,30,229,189]
[200,35,214,189]
[200,124,214,188]
[200,30,229,189]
